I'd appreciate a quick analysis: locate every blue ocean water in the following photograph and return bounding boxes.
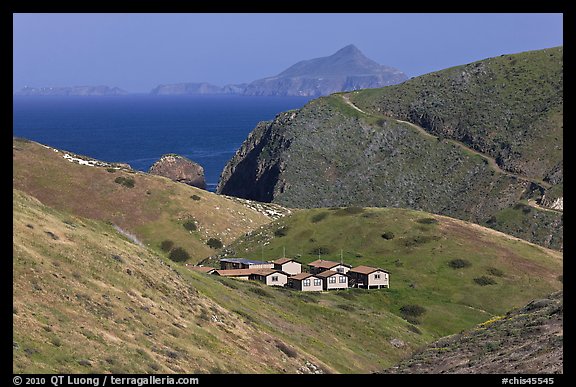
[13,95,310,191]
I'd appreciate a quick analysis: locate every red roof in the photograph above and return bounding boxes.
[349,265,389,275]
[214,269,255,277]
[250,268,286,277]
[273,257,299,265]
[316,270,342,278]
[308,259,351,269]
[289,272,318,281]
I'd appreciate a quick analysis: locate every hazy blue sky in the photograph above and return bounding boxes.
[13,13,563,93]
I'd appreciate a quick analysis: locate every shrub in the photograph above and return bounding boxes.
[407,324,422,335]
[473,276,497,286]
[309,246,331,256]
[400,304,427,318]
[106,168,116,173]
[169,247,190,262]
[403,235,439,247]
[207,238,223,249]
[416,217,439,225]
[114,176,135,188]
[274,226,289,237]
[183,220,197,232]
[160,240,174,252]
[448,259,471,269]
[486,267,505,277]
[405,317,421,325]
[276,341,297,358]
[191,195,201,201]
[381,231,395,240]
[311,212,329,223]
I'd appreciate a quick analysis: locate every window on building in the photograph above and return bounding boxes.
[329,276,336,284]
[271,276,278,282]
[303,279,311,287]
[339,276,347,283]
[314,279,322,286]
[336,267,344,273]
[374,273,381,279]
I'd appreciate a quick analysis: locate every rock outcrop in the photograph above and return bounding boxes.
[381,291,563,374]
[149,154,206,189]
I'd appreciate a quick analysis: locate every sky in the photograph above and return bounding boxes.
[13,13,563,93]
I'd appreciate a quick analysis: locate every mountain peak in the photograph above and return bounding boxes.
[333,44,363,56]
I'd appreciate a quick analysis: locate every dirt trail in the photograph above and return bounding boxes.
[340,94,555,209]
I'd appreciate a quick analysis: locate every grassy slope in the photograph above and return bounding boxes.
[383,291,563,374]
[12,138,284,263]
[351,46,563,185]
[204,207,562,340]
[13,189,562,374]
[13,189,429,373]
[13,189,326,373]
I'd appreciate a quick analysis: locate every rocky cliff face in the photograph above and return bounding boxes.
[149,154,206,189]
[217,48,563,250]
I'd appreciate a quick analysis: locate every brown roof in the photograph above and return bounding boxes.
[250,268,286,277]
[289,272,317,281]
[308,259,351,269]
[316,270,342,278]
[187,266,216,273]
[214,269,255,277]
[349,265,389,275]
[273,257,298,265]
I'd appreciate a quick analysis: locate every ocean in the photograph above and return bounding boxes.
[12,95,311,191]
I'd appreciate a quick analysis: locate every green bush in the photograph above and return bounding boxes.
[486,267,504,277]
[160,240,174,252]
[168,247,190,262]
[274,226,289,237]
[416,217,439,225]
[448,259,472,269]
[106,168,116,173]
[311,212,329,223]
[114,176,135,188]
[191,195,201,201]
[407,324,422,335]
[473,276,497,286]
[400,304,427,318]
[381,231,395,240]
[276,341,297,358]
[183,220,197,232]
[207,238,223,249]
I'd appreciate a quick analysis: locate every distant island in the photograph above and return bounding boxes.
[151,44,408,97]
[15,85,128,96]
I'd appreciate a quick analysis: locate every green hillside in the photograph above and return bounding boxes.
[217,47,563,250]
[12,189,315,373]
[203,207,562,339]
[13,138,286,263]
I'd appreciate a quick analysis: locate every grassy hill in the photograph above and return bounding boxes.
[13,138,287,263]
[382,291,563,374]
[217,47,563,250]
[13,189,562,373]
[203,207,562,339]
[12,189,316,373]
